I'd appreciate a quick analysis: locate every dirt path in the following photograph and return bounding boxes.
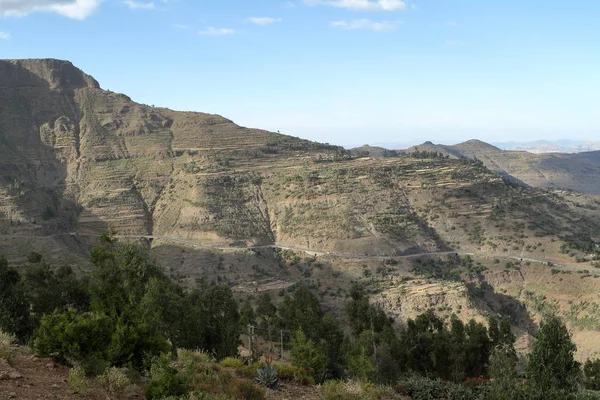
[0,232,590,273]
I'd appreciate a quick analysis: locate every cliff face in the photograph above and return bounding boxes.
[0,59,598,259]
[0,59,100,89]
[3,59,600,360]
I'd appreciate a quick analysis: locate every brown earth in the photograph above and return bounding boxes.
[2,59,600,359]
[406,140,600,194]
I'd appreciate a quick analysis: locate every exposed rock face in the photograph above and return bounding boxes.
[0,59,100,90]
[3,59,600,360]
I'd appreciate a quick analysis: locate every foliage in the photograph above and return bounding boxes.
[0,256,32,342]
[397,376,489,400]
[526,314,580,399]
[583,359,600,390]
[488,344,521,400]
[320,380,384,400]
[255,363,279,388]
[22,261,89,326]
[32,309,112,368]
[98,366,134,396]
[220,357,245,368]
[146,356,190,400]
[67,366,89,394]
[282,285,345,379]
[272,362,314,385]
[0,330,15,361]
[291,329,328,383]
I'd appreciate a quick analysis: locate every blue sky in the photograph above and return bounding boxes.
[1,0,599,147]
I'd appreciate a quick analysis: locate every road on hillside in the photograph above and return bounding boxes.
[0,232,592,272]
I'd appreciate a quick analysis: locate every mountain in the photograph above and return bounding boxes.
[493,140,600,154]
[407,139,600,194]
[3,59,600,360]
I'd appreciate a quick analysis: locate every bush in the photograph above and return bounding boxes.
[67,366,89,394]
[320,380,382,400]
[0,330,15,361]
[146,356,190,400]
[584,359,600,390]
[220,357,245,368]
[32,310,112,367]
[397,376,489,400]
[273,362,314,385]
[98,367,134,396]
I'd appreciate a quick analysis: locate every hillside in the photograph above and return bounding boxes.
[2,59,600,361]
[407,139,600,194]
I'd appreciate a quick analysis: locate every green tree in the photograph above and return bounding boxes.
[290,329,327,383]
[488,344,521,400]
[0,256,32,342]
[526,314,580,399]
[32,309,112,372]
[583,359,600,390]
[22,262,89,325]
[347,350,377,383]
[195,284,241,360]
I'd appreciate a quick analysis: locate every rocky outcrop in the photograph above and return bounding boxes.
[0,59,100,90]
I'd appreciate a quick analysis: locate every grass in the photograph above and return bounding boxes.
[0,330,15,361]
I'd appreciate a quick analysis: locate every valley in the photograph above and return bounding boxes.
[1,58,600,366]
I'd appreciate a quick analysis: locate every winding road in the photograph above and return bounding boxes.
[0,231,592,272]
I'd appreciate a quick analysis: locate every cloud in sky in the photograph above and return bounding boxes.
[305,0,407,11]
[331,19,400,31]
[248,17,282,26]
[0,31,10,39]
[124,0,155,10]
[199,27,236,36]
[0,0,100,19]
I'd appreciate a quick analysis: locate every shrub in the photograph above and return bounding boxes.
[583,359,600,390]
[146,356,190,400]
[0,330,15,361]
[220,357,245,368]
[320,380,381,400]
[67,366,89,394]
[273,362,314,385]
[397,376,489,400]
[98,367,134,396]
[32,310,112,367]
[230,379,266,400]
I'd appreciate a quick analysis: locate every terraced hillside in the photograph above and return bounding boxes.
[2,59,600,360]
[407,140,600,194]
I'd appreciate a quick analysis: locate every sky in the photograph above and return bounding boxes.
[1,0,600,148]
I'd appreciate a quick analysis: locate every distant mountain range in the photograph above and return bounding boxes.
[492,140,600,154]
[352,140,600,195]
[406,140,600,194]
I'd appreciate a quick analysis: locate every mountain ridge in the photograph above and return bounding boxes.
[3,59,600,360]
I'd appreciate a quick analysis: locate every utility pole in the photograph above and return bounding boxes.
[280,330,284,361]
[248,324,255,359]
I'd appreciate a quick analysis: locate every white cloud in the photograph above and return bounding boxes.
[248,17,282,26]
[331,19,400,31]
[0,0,100,19]
[199,27,236,36]
[0,31,10,39]
[444,21,458,27]
[124,0,155,9]
[305,0,406,11]
[174,24,190,29]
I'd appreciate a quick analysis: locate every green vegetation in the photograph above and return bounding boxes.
[2,239,600,399]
